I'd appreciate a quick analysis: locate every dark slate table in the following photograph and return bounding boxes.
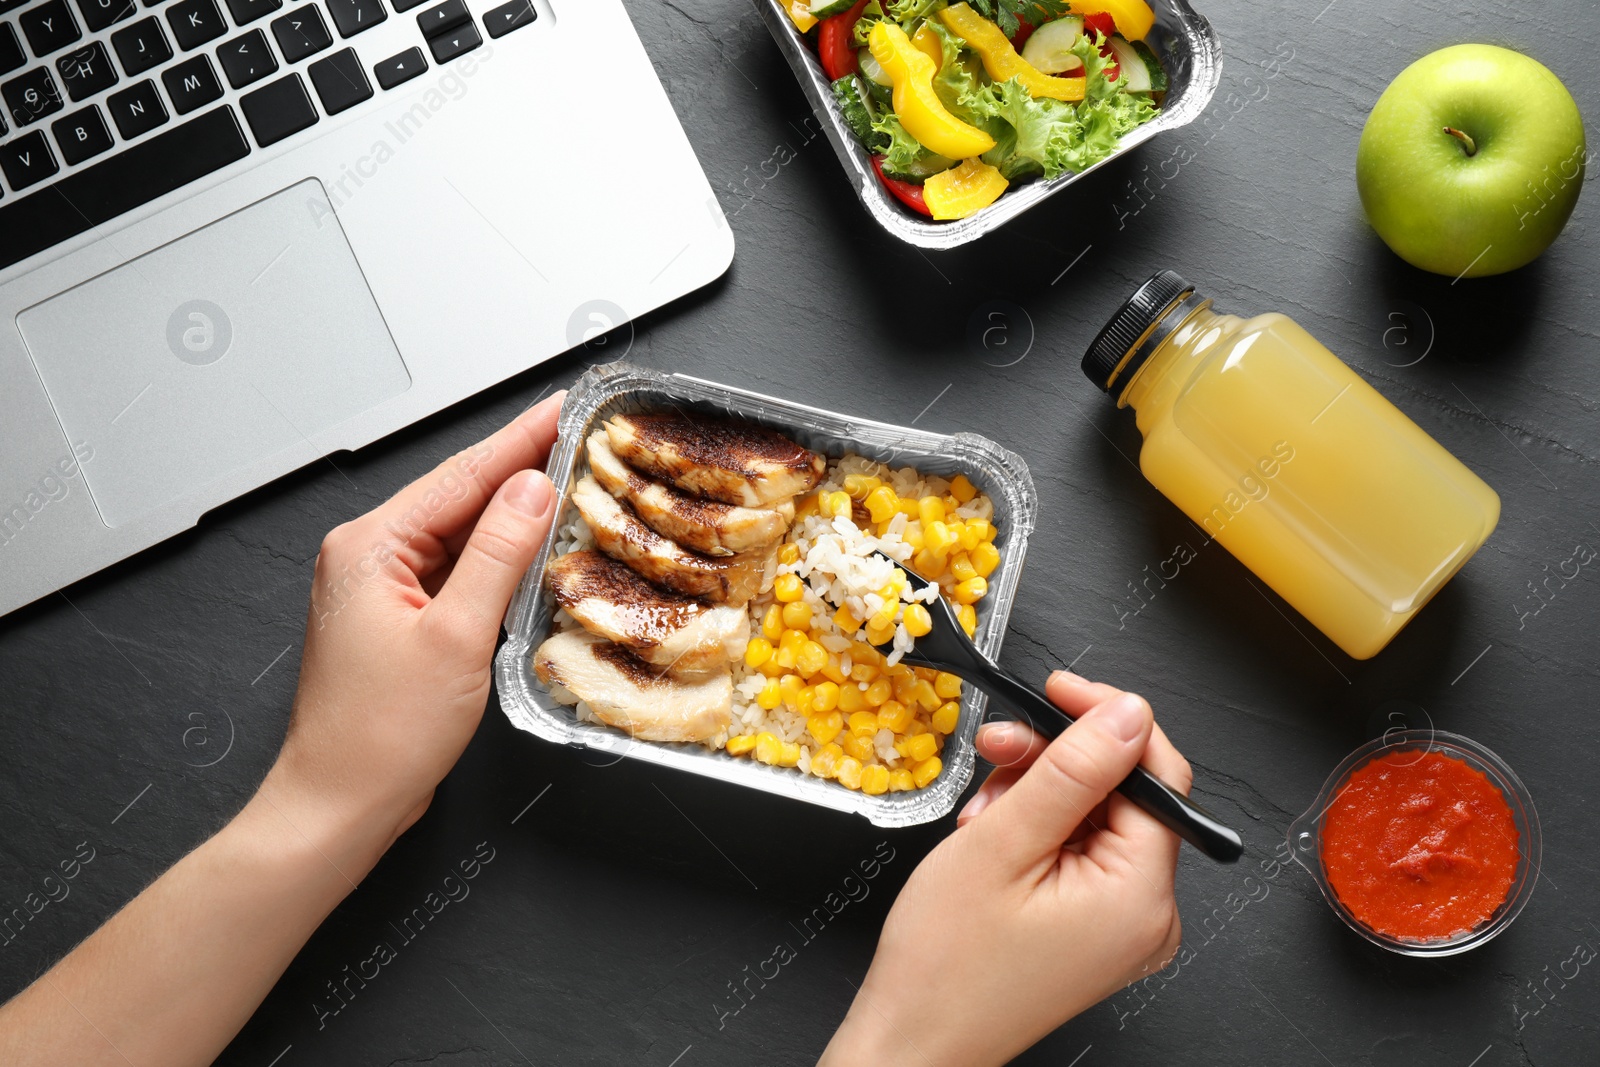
[4,0,1597,1063]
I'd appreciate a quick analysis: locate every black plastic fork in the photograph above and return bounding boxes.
[868,553,1244,863]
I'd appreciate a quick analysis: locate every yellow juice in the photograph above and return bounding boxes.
[1085,276,1499,659]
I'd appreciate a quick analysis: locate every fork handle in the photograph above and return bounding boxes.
[963,661,1244,864]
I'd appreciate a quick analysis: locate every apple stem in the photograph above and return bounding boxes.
[1443,126,1478,157]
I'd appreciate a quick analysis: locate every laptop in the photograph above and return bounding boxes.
[0,0,732,617]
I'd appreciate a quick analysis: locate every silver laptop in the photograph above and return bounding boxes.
[0,0,732,616]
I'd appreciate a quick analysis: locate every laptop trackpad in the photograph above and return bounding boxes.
[17,179,411,528]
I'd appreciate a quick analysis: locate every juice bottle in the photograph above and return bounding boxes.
[1082,271,1499,659]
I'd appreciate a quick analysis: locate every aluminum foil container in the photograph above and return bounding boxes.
[757,0,1222,249]
[495,362,1038,827]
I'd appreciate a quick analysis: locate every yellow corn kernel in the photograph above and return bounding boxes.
[965,518,992,544]
[779,673,804,705]
[861,764,891,795]
[945,519,967,551]
[864,486,899,524]
[957,604,978,636]
[847,710,879,737]
[970,541,1000,578]
[924,520,959,554]
[934,672,963,699]
[865,677,892,706]
[949,474,977,503]
[780,740,802,766]
[761,603,783,641]
[795,493,820,519]
[918,495,945,525]
[843,734,876,762]
[902,603,933,637]
[912,547,947,578]
[756,679,782,710]
[773,637,798,669]
[864,619,896,647]
[781,600,812,631]
[901,521,926,551]
[897,495,921,518]
[953,521,977,552]
[889,768,916,792]
[909,679,940,712]
[754,732,783,765]
[797,640,829,677]
[812,680,841,712]
[843,473,881,500]
[759,657,787,678]
[837,757,863,790]
[878,699,913,733]
[838,682,868,713]
[950,552,977,583]
[794,686,815,715]
[808,710,844,746]
[725,734,757,756]
[834,605,862,635]
[777,542,801,566]
[773,573,804,602]
[906,717,928,736]
[913,755,943,789]
[953,577,988,605]
[779,628,807,652]
[743,637,773,668]
[828,491,855,519]
[905,732,938,763]
[852,642,882,667]
[820,655,847,685]
[891,670,918,702]
[811,742,844,779]
[931,700,960,735]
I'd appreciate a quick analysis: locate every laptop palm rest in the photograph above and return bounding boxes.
[16,179,411,529]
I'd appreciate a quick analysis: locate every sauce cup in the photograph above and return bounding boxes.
[1287,729,1541,957]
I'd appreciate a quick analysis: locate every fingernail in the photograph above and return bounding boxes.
[959,790,991,824]
[1097,693,1148,743]
[981,721,1018,747]
[507,470,553,517]
[1051,670,1086,684]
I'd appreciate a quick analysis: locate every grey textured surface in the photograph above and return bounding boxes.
[3,0,1598,1063]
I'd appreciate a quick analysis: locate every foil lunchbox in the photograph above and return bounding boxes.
[756,0,1223,249]
[494,361,1038,827]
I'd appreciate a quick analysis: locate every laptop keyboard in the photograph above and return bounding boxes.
[0,0,536,270]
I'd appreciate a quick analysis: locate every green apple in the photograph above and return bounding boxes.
[1356,44,1585,278]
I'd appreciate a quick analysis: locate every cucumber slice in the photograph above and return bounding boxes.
[1132,40,1168,93]
[1106,36,1151,92]
[858,47,893,86]
[809,0,856,17]
[1019,16,1084,75]
[880,151,956,182]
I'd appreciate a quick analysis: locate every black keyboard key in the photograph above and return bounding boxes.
[483,0,531,37]
[0,0,24,12]
[217,28,276,87]
[0,130,58,188]
[20,1,82,57]
[390,0,423,10]
[239,71,314,146]
[4,68,63,126]
[51,103,111,163]
[225,0,280,22]
[161,52,220,111]
[111,17,171,74]
[426,19,477,63]
[56,41,118,100]
[0,24,26,74]
[325,0,384,38]
[75,0,137,32]
[142,0,166,6]
[307,46,367,113]
[167,0,225,50]
[270,5,330,61]
[416,0,466,36]
[106,77,165,136]
[0,106,249,268]
[373,46,422,89]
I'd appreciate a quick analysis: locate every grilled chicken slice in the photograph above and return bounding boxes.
[548,550,749,677]
[604,413,826,507]
[571,476,776,604]
[586,431,794,557]
[534,630,732,743]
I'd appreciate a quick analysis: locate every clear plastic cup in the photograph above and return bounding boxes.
[1287,729,1541,957]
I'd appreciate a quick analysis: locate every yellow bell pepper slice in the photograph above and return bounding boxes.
[939,3,1085,102]
[922,158,1008,220]
[783,0,817,32]
[910,22,943,69]
[868,21,995,160]
[1070,0,1155,42]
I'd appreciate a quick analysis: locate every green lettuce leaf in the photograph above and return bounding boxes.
[871,111,938,173]
[833,74,890,152]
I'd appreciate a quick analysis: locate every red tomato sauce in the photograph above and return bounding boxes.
[1321,750,1519,940]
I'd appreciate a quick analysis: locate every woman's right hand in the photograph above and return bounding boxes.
[820,672,1191,1067]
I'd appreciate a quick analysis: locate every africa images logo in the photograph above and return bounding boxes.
[166,300,233,366]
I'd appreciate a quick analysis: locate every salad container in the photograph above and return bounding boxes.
[495,361,1038,827]
[1287,730,1542,957]
[757,0,1222,249]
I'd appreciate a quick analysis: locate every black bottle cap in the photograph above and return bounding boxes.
[1082,270,1197,394]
